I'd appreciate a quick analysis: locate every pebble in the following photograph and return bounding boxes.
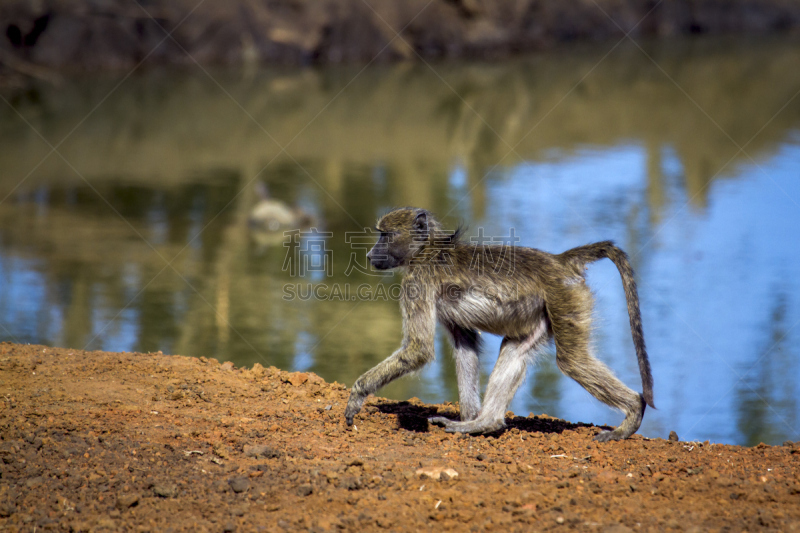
[153,485,177,498]
[115,494,140,509]
[668,431,679,442]
[229,477,250,493]
[341,476,364,491]
[25,477,43,489]
[243,445,282,459]
[213,444,231,458]
[230,505,248,517]
[284,373,309,386]
[297,484,313,496]
[415,466,459,481]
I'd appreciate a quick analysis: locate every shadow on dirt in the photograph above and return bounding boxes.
[376,401,440,433]
[376,400,599,436]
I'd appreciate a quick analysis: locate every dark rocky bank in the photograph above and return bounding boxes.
[1,0,800,76]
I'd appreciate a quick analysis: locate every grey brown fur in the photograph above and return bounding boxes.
[345,207,655,441]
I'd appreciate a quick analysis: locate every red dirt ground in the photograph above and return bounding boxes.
[1,342,799,532]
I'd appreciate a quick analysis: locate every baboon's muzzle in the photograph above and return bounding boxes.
[367,246,395,270]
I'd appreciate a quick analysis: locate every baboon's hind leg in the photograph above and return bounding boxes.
[550,288,645,441]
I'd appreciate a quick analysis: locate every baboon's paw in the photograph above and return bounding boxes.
[344,392,366,426]
[593,428,628,442]
[428,416,455,427]
[440,418,504,434]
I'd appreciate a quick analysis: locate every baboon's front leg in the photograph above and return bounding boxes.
[345,347,433,425]
[443,325,482,421]
[428,329,480,426]
[346,287,435,426]
[430,322,547,433]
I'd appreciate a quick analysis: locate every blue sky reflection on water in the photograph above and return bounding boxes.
[1,39,799,446]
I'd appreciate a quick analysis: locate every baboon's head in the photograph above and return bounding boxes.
[367,207,441,270]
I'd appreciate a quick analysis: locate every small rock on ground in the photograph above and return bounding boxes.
[228,477,250,494]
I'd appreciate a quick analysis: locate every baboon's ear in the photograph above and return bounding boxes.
[413,211,429,233]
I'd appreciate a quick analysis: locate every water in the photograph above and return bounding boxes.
[1,36,799,446]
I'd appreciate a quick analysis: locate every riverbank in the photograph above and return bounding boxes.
[2,0,800,77]
[1,343,799,531]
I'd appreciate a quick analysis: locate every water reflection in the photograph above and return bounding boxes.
[1,36,799,445]
[735,293,799,446]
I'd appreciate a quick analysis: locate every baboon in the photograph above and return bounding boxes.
[344,207,654,441]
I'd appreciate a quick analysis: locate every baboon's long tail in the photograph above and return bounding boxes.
[561,241,655,409]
